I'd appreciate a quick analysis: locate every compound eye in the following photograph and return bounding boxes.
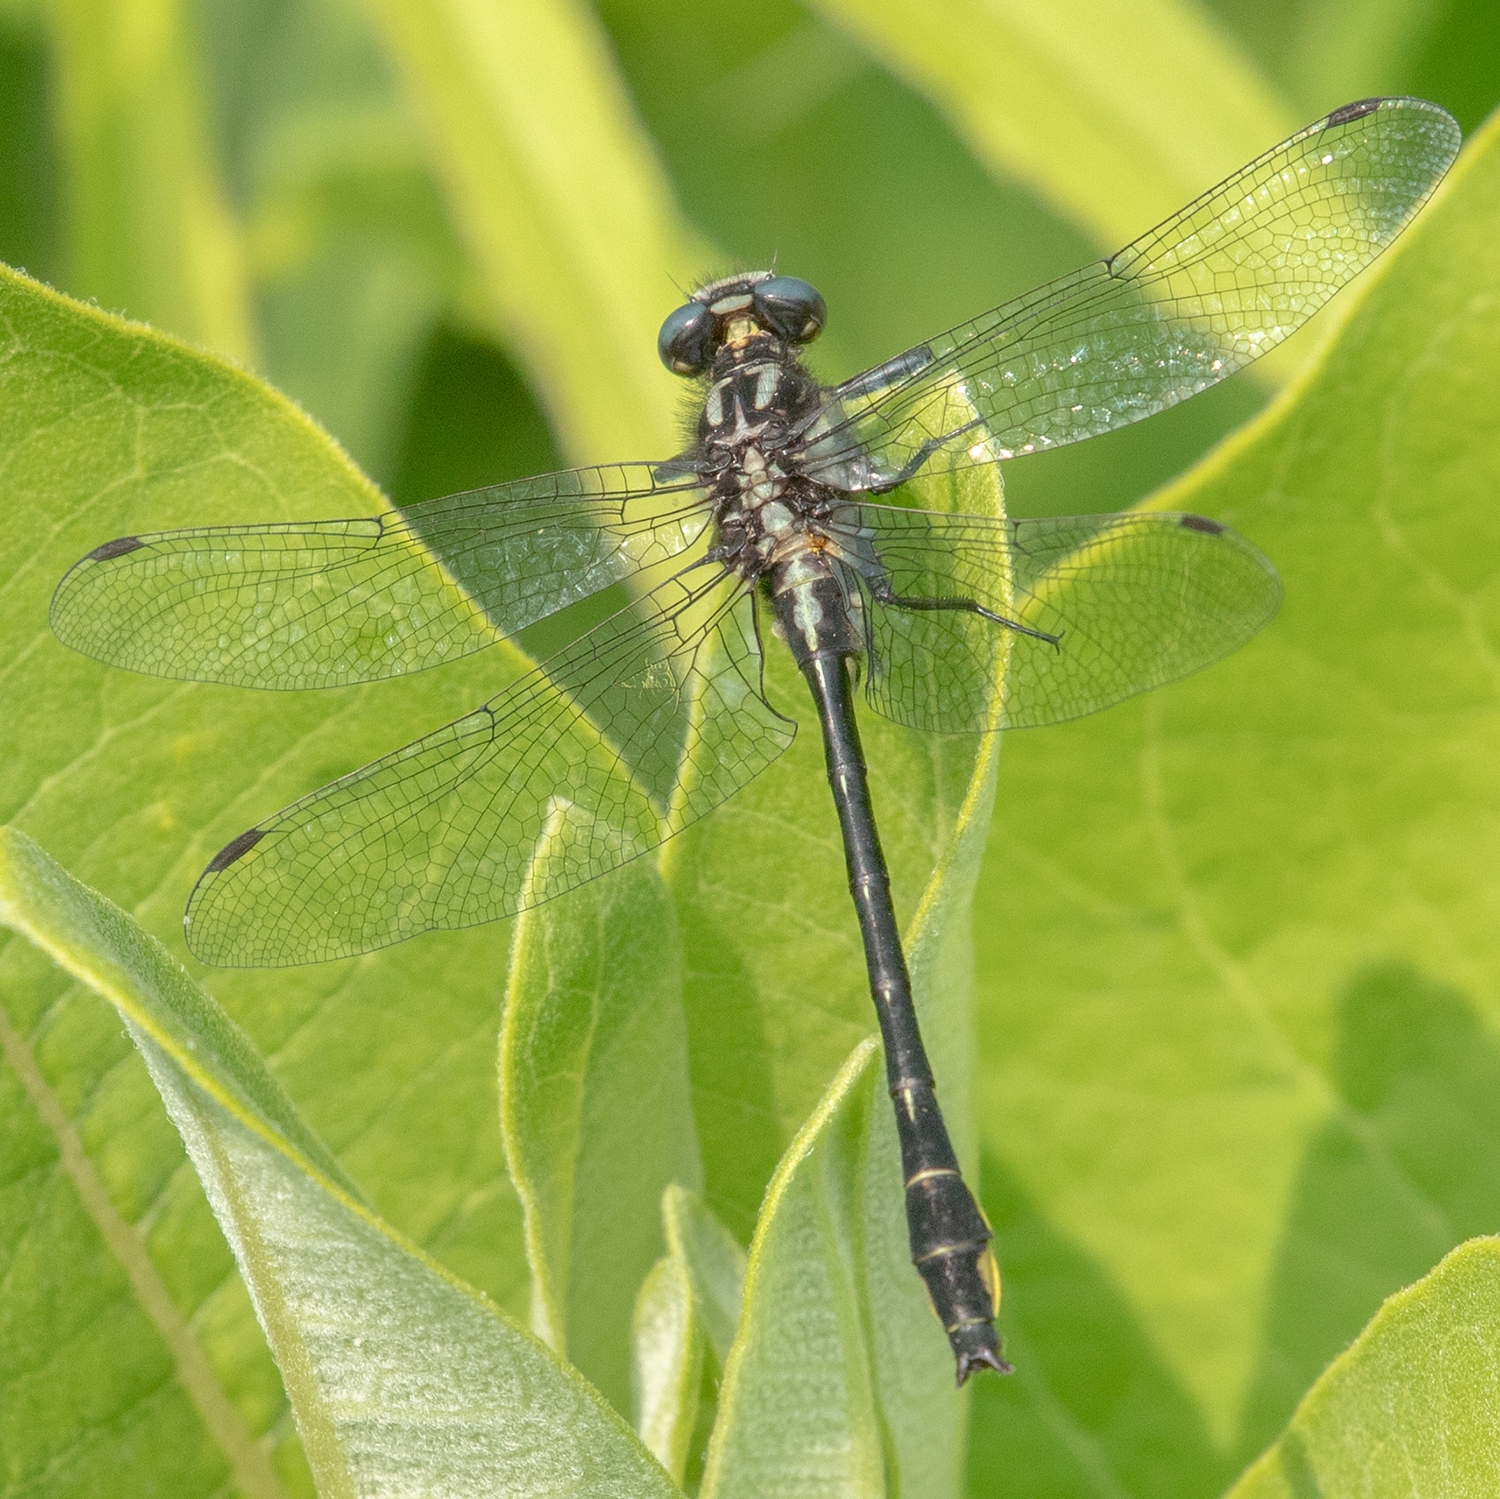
[657,301,716,375]
[752,276,827,344]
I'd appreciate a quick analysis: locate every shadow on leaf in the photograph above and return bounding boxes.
[1236,961,1500,1462]
[968,1150,1228,1499]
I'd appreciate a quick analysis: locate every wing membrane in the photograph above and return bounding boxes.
[184,569,793,966]
[795,98,1459,489]
[828,504,1281,731]
[51,463,712,688]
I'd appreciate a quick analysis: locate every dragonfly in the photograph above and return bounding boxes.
[52,96,1459,1384]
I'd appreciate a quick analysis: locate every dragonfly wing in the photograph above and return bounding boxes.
[794,98,1459,489]
[184,570,794,966]
[829,503,1282,732]
[51,462,713,688]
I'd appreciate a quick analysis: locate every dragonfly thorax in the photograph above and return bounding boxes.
[695,327,834,581]
[663,271,845,584]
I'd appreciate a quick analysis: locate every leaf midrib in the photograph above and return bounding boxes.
[0,997,291,1499]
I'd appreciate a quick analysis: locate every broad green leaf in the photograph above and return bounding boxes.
[967,103,1500,1494]
[808,0,1297,270]
[1227,1237,1500,1497]
[0,264,535,1486]
[45,0,257,363]
[500,812,701,1417]
[0,929,296,1497]
[358,0,705,463]
[0,825,681,1499]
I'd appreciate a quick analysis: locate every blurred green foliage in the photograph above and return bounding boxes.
[1,1,1498,1496]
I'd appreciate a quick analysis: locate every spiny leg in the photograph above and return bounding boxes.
[870,583,1062,647]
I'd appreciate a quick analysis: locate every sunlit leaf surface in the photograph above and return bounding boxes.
[0,826,680,1499]
[501,821,701,1416]
[1228,1238,1500,1498]
[968,100,1500,1499]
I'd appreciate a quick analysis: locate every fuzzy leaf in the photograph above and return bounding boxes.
[0,262,536,1489]
[0,825,680,1499]
[1227,1238,1500,1498]
[501,814,701,1416]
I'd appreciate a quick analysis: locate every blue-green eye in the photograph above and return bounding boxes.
[657,301,716,374]
[752,276,827,343]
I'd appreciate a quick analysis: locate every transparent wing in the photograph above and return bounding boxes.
[827,503,1281,732]
[794,98,1459,489]
[51,463,712,688]
[184,569,793,967]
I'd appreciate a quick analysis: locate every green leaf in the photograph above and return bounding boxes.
[1227,1237,1500,1497]
[0,913,296,1496]
[807,0,1298,264]
[45,0,257,362]
[0,824,681,1499]
[222,0,473,486]
[500,813,701,1416]
[629,1184,744,1485]
[0,262,535,1484]
[631,1248,704,1485]
[967,101,1500,1495]
[357,0,706,462]
[700,1039,966,1499]
[661,1183,746,1369]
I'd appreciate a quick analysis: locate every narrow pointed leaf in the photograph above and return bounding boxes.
[359,0,704,462]
[701,1040,962,1499]
[662,1183,746,1368]
[631,1251,704,1484]
[501,812,701,1416]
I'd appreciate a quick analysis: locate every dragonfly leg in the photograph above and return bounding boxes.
[868,413,988,492]
[871,583,1062,647]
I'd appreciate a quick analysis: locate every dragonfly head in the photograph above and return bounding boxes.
[658,271,827,376]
